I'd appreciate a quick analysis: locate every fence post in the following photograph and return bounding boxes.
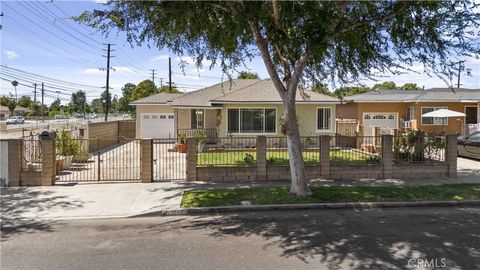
[445,134,457,177]
[4,139,22,186]
[320,135,330,179]
[256,136,267,181]
[40,135,56,186]
[186,137,197,181]
[381,134,393,179]
[140,139,153,183]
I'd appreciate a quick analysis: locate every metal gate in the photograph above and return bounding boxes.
[153,138,186,181]
[56,139,141,182]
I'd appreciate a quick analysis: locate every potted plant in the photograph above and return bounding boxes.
[177,132,187,153]
[196,131,207,153]
[57,129,80,169]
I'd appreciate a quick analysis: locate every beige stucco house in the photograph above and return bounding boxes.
[337,88,480,135]
[131,79,340,139]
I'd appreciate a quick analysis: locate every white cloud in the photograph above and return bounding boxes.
[151,54,170,61]
[174,56,212,67]
[4,50,19,59]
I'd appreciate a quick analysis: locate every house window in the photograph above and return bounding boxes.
[191,109,204,129]
[364,115,371,119]
[421,107,447,125]
[373,115,386,119]
[388,115,395,119]
[159,115,166,119]
[168,115,174,119]
[317,108,332,131]
[143,115,150,119]
[227,108,276,133]
[152,115,159,119]
[406,107,415,121]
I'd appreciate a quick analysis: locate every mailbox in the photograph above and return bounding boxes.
[40,131,56,140]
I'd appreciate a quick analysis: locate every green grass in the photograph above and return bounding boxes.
[197,150,373,167]
[180,184,480,208]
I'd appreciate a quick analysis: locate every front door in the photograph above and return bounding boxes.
[465,106,478,125]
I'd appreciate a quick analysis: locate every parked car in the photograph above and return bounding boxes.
[122,113,130,119]
[458,131,480,159]
[88,114,98,119]
[6,116,25,125]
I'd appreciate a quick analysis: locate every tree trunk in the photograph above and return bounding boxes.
[283,96,312,197]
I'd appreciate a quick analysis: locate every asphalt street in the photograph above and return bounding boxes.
[2,207,479,270]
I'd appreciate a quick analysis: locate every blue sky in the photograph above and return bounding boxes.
[1,0,479,105]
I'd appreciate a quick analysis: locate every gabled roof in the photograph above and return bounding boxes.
[210,79,339,104]
[130,92,184,105]
[170,79,261,107]
[344,88,480,103]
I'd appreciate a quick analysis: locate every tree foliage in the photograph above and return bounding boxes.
[237,71,260,79]
[309,83,331,96]
[401,83,422,90]
[159,85,180,93]
[17,96,32,108]
[78,1,480,197]
[69,90,87,113]
[131,80,158,101]
[372,81,397,90]
[118,83,136,113]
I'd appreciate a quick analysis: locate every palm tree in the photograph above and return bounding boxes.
[11,80,18,101]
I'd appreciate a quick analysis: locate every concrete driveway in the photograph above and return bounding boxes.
[457,157,480,181]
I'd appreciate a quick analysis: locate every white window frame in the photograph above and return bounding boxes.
[226,107,277,135]
[406,106,415,121]
[421,107,448,125]
[316,107,334,132]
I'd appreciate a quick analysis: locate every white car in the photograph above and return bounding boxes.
[6,116,25,125]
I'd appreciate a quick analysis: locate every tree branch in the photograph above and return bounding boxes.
[272,0,281,29]
[248,21,287,94]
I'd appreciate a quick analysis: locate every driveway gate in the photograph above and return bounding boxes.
[153,138,186,181]
[56,139,141,182]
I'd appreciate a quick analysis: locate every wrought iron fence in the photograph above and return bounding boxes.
[22,135,42,170]
[153,138,186,181]
[393,134,445,163]
[56,138,141,182]
[330,135,382,164]
[266,136,320,166]
[198,137,257,167]
[177,128,217,144]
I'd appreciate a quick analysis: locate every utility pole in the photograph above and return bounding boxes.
[100,43,114,122]
[168,57,172,92]
[159,77,164,88]
[455,60,465,88]
[33,83,37,103]
[41,82,44,123]
[150,69,157,85]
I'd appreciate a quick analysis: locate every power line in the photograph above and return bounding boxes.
[1,65,102,89]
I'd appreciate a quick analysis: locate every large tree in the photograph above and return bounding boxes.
[237,71,260,79]
[17,95,32,108]
[78,1,479,196]
[69,90,87,114]
[131,80,158,101]
[117,83,136,113]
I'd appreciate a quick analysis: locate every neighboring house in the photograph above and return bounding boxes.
[0,105,28,119]
[337,88,480,134]
[131,79,340,139]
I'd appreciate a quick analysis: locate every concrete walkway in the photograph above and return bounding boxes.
[2,158,478,221]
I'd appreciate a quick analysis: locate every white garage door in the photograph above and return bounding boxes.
[363,113,398,129]
[141,113,175,138]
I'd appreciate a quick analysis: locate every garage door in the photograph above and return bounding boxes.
[141,113,175,138]
[363,113,398,129]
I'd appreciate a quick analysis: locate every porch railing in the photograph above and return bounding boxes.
[177,128,217,143]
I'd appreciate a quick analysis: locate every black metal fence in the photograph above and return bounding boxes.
[56,139,141,182]
[198,137,257,167]
[153,139,186,181]
[393,134,445,163]
[330,135,382,164]
[266,136,320,166]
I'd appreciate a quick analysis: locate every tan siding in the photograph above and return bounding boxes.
[336,103,357,119]
[414,102,477,134]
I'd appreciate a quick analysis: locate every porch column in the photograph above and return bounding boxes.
[140,139,153,183]
[256,136,267,181]
[320,135,330,179]
[381,134,393,179]
[445,134,457,177]
[186,137,197,181]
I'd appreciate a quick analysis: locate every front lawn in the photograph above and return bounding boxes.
[181,184,480,208]
[197,150,374,167]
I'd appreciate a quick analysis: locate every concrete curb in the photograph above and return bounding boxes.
[131,200,480,217]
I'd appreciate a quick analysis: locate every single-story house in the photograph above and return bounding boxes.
[0,105,29,119]
[131,79,340,139]
[337,88,480,134]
